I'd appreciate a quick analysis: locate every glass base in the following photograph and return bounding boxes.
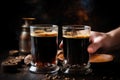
[29,65,59,74]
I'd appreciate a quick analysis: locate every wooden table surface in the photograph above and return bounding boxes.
[0,50,120,80]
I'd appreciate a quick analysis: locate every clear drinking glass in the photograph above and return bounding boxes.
[29,24,59,74]
[62,25,92,75]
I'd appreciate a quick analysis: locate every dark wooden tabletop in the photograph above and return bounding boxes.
[0,50,120,80]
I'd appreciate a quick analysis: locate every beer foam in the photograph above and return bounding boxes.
[63,30,90,38]
[63,35,90,38]
[31,30,57,37]
[63,33,90,38]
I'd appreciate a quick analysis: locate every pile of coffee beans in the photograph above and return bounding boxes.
[45,74,75,80]
[1,55,25,72]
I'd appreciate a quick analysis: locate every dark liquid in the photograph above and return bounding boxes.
[63,37,90,65]
[31,36,57,66]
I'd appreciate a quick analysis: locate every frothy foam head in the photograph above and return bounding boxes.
[63,30,90,38]
[31,30,58,37]
[63,34,90,38]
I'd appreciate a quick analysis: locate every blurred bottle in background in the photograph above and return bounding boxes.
[19,18,35,55]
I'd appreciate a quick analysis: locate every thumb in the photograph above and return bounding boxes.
[87,43,101,54]
[59,40,63,49]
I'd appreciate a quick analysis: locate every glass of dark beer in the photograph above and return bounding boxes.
[29,24,59,73]
[62,25,92,75]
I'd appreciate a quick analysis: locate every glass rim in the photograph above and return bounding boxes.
[62,24,91,27]
[30,24,58,28]
[62,25,91,30]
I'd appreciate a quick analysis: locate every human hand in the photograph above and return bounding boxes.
[88,31,112,54]
[59,31,112,54]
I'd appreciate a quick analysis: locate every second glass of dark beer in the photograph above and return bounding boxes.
[62,25,92,75]
[29,24,59,74]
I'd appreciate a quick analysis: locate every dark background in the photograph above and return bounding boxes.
[0,0,120,51]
